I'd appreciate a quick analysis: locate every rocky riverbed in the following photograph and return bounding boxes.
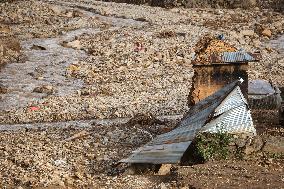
[0,0,284,188]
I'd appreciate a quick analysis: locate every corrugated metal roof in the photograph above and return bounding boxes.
[214,86,247,116]
[120,141,192,164]
[202,105,255,134]
[120,80,256,164]
[221,52,255,63]
[192,52,261,65]
[201,86,256,135]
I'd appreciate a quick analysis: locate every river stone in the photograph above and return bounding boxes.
[157,164,172,175]
[33,85,54,94]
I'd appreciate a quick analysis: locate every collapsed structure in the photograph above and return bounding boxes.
[121,80,256,164]
[190,36,261,103]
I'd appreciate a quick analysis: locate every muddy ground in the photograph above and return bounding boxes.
[0,0,284,188]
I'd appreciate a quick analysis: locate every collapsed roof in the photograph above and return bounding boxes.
[120,80,256,164]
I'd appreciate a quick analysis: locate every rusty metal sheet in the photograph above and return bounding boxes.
[120,141,192,164]
[120,80,242,164]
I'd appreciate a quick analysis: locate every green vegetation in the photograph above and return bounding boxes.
[267,152,284,159]
[194,131,232,161]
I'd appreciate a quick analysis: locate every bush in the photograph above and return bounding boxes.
[194,131,232,162]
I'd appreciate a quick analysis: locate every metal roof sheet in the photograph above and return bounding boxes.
[201,86,256,135]
[192,52,261,65]
[221,52,255,63]
[214,86,247,116]
[120,80,255,164]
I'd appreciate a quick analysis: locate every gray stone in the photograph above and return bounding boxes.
[263,136,284,154]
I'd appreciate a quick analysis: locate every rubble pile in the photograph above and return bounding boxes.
[194,35,237,64]
[0,24,201,124]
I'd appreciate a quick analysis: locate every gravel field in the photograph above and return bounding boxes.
[0,0,283,188]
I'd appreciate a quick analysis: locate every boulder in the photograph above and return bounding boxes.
[243,135,263,155]
[157,164,172,175]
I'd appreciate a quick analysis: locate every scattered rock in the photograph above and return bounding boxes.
[0,84,8,94]
[75,171,84,180]
[243,135,263,155]
[160,182,167,189]
[0,36,21,64]
[234,136,248,148]
[127,113,163,126]
[261,29,272,38]
[65,11,74,18]
[0,26,12,34]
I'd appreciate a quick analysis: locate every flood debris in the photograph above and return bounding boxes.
[192,35,237,65]
[120,79,256,164]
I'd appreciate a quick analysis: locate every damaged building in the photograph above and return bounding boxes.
[121,79,256,164]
